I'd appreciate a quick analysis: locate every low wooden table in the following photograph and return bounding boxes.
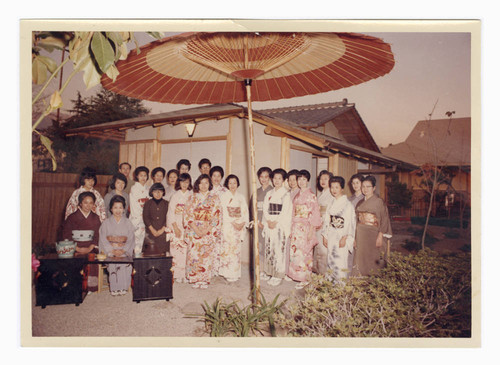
[132,255,173,303]
[35,253,174,308]
[35,254,88,308]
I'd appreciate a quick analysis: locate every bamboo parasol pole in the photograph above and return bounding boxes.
[245,78,261,305]
[243,34,261,305]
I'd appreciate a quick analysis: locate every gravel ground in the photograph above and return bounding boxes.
[31,264,298,337]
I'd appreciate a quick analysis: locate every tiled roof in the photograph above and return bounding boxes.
[381,117,471,166]
[257,101,353,127]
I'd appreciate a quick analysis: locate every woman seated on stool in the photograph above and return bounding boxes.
[99,195,135,296]
[62,191,101,293]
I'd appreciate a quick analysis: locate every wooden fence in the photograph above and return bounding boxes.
[32,172,112,248]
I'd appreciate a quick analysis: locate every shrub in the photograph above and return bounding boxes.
[277,249,471,337]
[188,291,286,337]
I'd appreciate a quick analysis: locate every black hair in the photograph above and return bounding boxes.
[175,173,193,191]
[109,173,128,190]
[149,182,166,197]
[167,169,179,179]
[151,167,166,179]
[78,167,97,187]
[133,166,150,181]
[363,175,377,187]
[198,158,212,169]
[287,169,300,180]
[209,165,224,179]
[329,175,345,189]
[193,174,213,193]
[78,191,96,205]
[317,170,333,192]
[350,173,365,185]
[271,168,287,181]
[176,159,191,171]
[223,174,240,189]
[257,167,272,177]
[109,194,126,213]
[119,162,131,170]
[297,169,311,181]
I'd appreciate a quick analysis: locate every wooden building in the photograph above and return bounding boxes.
[66,100,415,263]
[381,117,471,218]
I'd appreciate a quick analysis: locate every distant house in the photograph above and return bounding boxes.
[66,100,415,263]
[381,117,471,218]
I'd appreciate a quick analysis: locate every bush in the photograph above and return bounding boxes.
[188,291,286,337]
[277,249,471,337]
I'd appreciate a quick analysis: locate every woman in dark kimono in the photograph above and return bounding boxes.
[142,183,170,255]
[62,191,101,292]
[352,176,392,276]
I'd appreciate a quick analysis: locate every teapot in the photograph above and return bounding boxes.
[55,239,77,258]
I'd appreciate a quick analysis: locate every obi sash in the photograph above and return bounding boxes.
[294,204,310,219]
[358,212,379,227]
[268,203,283,215]
[227,206,242,218]
[330,215,345,229]
[174,203,185,215]
[193,208,212,222]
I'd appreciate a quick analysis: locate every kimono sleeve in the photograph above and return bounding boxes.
[166,192,178,228]
[345,201,356,251]
[93,189,107,222]
[142,200,153,228]
[262,190,272,225]
[210,196,222,239]
[309,194,322,228]
[379,199,393,238]
[64,189,79,220]
[239,193,250,224]
[124,219,136,256]
[183,195,196,230]
[61,212,76,240]
[98,220,112,255]
[278,192,292,237]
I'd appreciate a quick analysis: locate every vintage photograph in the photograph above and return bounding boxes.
[21,19,479,347]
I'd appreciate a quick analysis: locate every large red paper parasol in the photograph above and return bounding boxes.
[102,31,395,300]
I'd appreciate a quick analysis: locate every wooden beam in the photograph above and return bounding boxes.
[264,126,290,138]
[281,137,289,170]
[159,135,227,144]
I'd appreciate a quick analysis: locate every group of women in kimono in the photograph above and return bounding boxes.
[253,168,392,289]
[62,160,392,294]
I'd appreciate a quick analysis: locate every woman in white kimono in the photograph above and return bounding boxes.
[166,173,192,283]
[314,170,334,275]
[219,174,249,282]
[129,166,150,255]
[209,166,227,276]
[322,176,356,282]
[99,195,135,296]
[262,168,292,286]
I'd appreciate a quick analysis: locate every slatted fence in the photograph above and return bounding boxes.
[32,172,112,248]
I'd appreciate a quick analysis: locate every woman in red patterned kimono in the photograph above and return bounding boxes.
[287,170,322,289]
[184,174,222,289]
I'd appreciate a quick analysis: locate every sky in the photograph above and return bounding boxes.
[48,31,472,148]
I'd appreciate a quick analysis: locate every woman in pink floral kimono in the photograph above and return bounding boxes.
[288,169,322,289]
[166,173,192,283]
[184,174,222,289]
